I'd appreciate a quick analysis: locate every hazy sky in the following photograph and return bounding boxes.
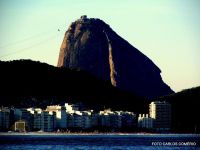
[0,0,199,92]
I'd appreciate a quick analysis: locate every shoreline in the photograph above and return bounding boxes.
[0,132,199,136]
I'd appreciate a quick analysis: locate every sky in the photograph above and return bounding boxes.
[0,0,199,92]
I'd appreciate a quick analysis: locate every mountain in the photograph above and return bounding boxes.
[0,60,199,132]
[57,16,173,99]
[0,60,147,112]
[160,86,200,133]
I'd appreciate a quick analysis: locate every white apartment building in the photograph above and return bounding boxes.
[46,105,67,129]
[41,111,56,132]
[110,111,122,128]
[0,102,144,131]
[65,103,80,112]
[33,108,42,130]
[99,109,112,127]
[82,111,92,129]
[65,103,73,112]
[149,101,171,130]
[46,103,85,129]
[14,108,22,121]
[56,106,67,129]
[99,109,123,128]
[0,107,10,130]
[73,111,83,128]
[138,114,153,129]
[121,111,137,128]
[22,108,34,129]
[66,113,74,128]
[91,112,99,127]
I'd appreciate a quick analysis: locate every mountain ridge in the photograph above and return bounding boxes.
[159,86,200,132]
[0,59,147,112]
[0,59,199,132]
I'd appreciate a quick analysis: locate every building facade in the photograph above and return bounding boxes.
[121,111,137,129]
[33,108,42,130]
[41,111,56,132]
[47,105,67,129]
[0,107,10,130]
[149,101,171,130]
[138,114,153,129]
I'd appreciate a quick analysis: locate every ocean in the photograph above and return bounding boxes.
[0,133,199,150]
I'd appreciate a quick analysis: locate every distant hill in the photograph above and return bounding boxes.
[160,86,200,133]
[0,60,147,112]
[57,16,173,99]
[0,60,199,132]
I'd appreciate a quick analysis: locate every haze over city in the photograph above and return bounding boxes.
[0,0,200,92]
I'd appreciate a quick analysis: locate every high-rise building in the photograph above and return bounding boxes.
[0,107,10,130]
[149,101,171,130]
[121,111,137,128]
[41,111,56,132]
[91,112,99,127]
[99,110,135,129]
[33,108,42,130]
[20,108,34,130]
[99,109,112,128]
[82,111,92,129]
[56,106,67,129]
[66,113,74,128]
[138,114,153,129]
[46,105,67,129]
[110,111,122,129]
[73,111,83,128]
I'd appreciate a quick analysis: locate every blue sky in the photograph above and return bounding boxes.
[0,0,200,92]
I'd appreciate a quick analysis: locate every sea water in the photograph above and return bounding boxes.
[0,134,199,150]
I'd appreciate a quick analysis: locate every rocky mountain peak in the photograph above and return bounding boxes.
[57,16,173,99]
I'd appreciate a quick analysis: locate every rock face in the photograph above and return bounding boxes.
[58,16,173,99]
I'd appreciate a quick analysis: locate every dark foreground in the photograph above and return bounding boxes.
[0,134,199,150]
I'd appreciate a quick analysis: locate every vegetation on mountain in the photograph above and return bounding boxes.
[160,86,200,133]
[0,60,147,112]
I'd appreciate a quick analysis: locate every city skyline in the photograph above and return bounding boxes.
[0,101,171,132]
[0,0,200,92]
